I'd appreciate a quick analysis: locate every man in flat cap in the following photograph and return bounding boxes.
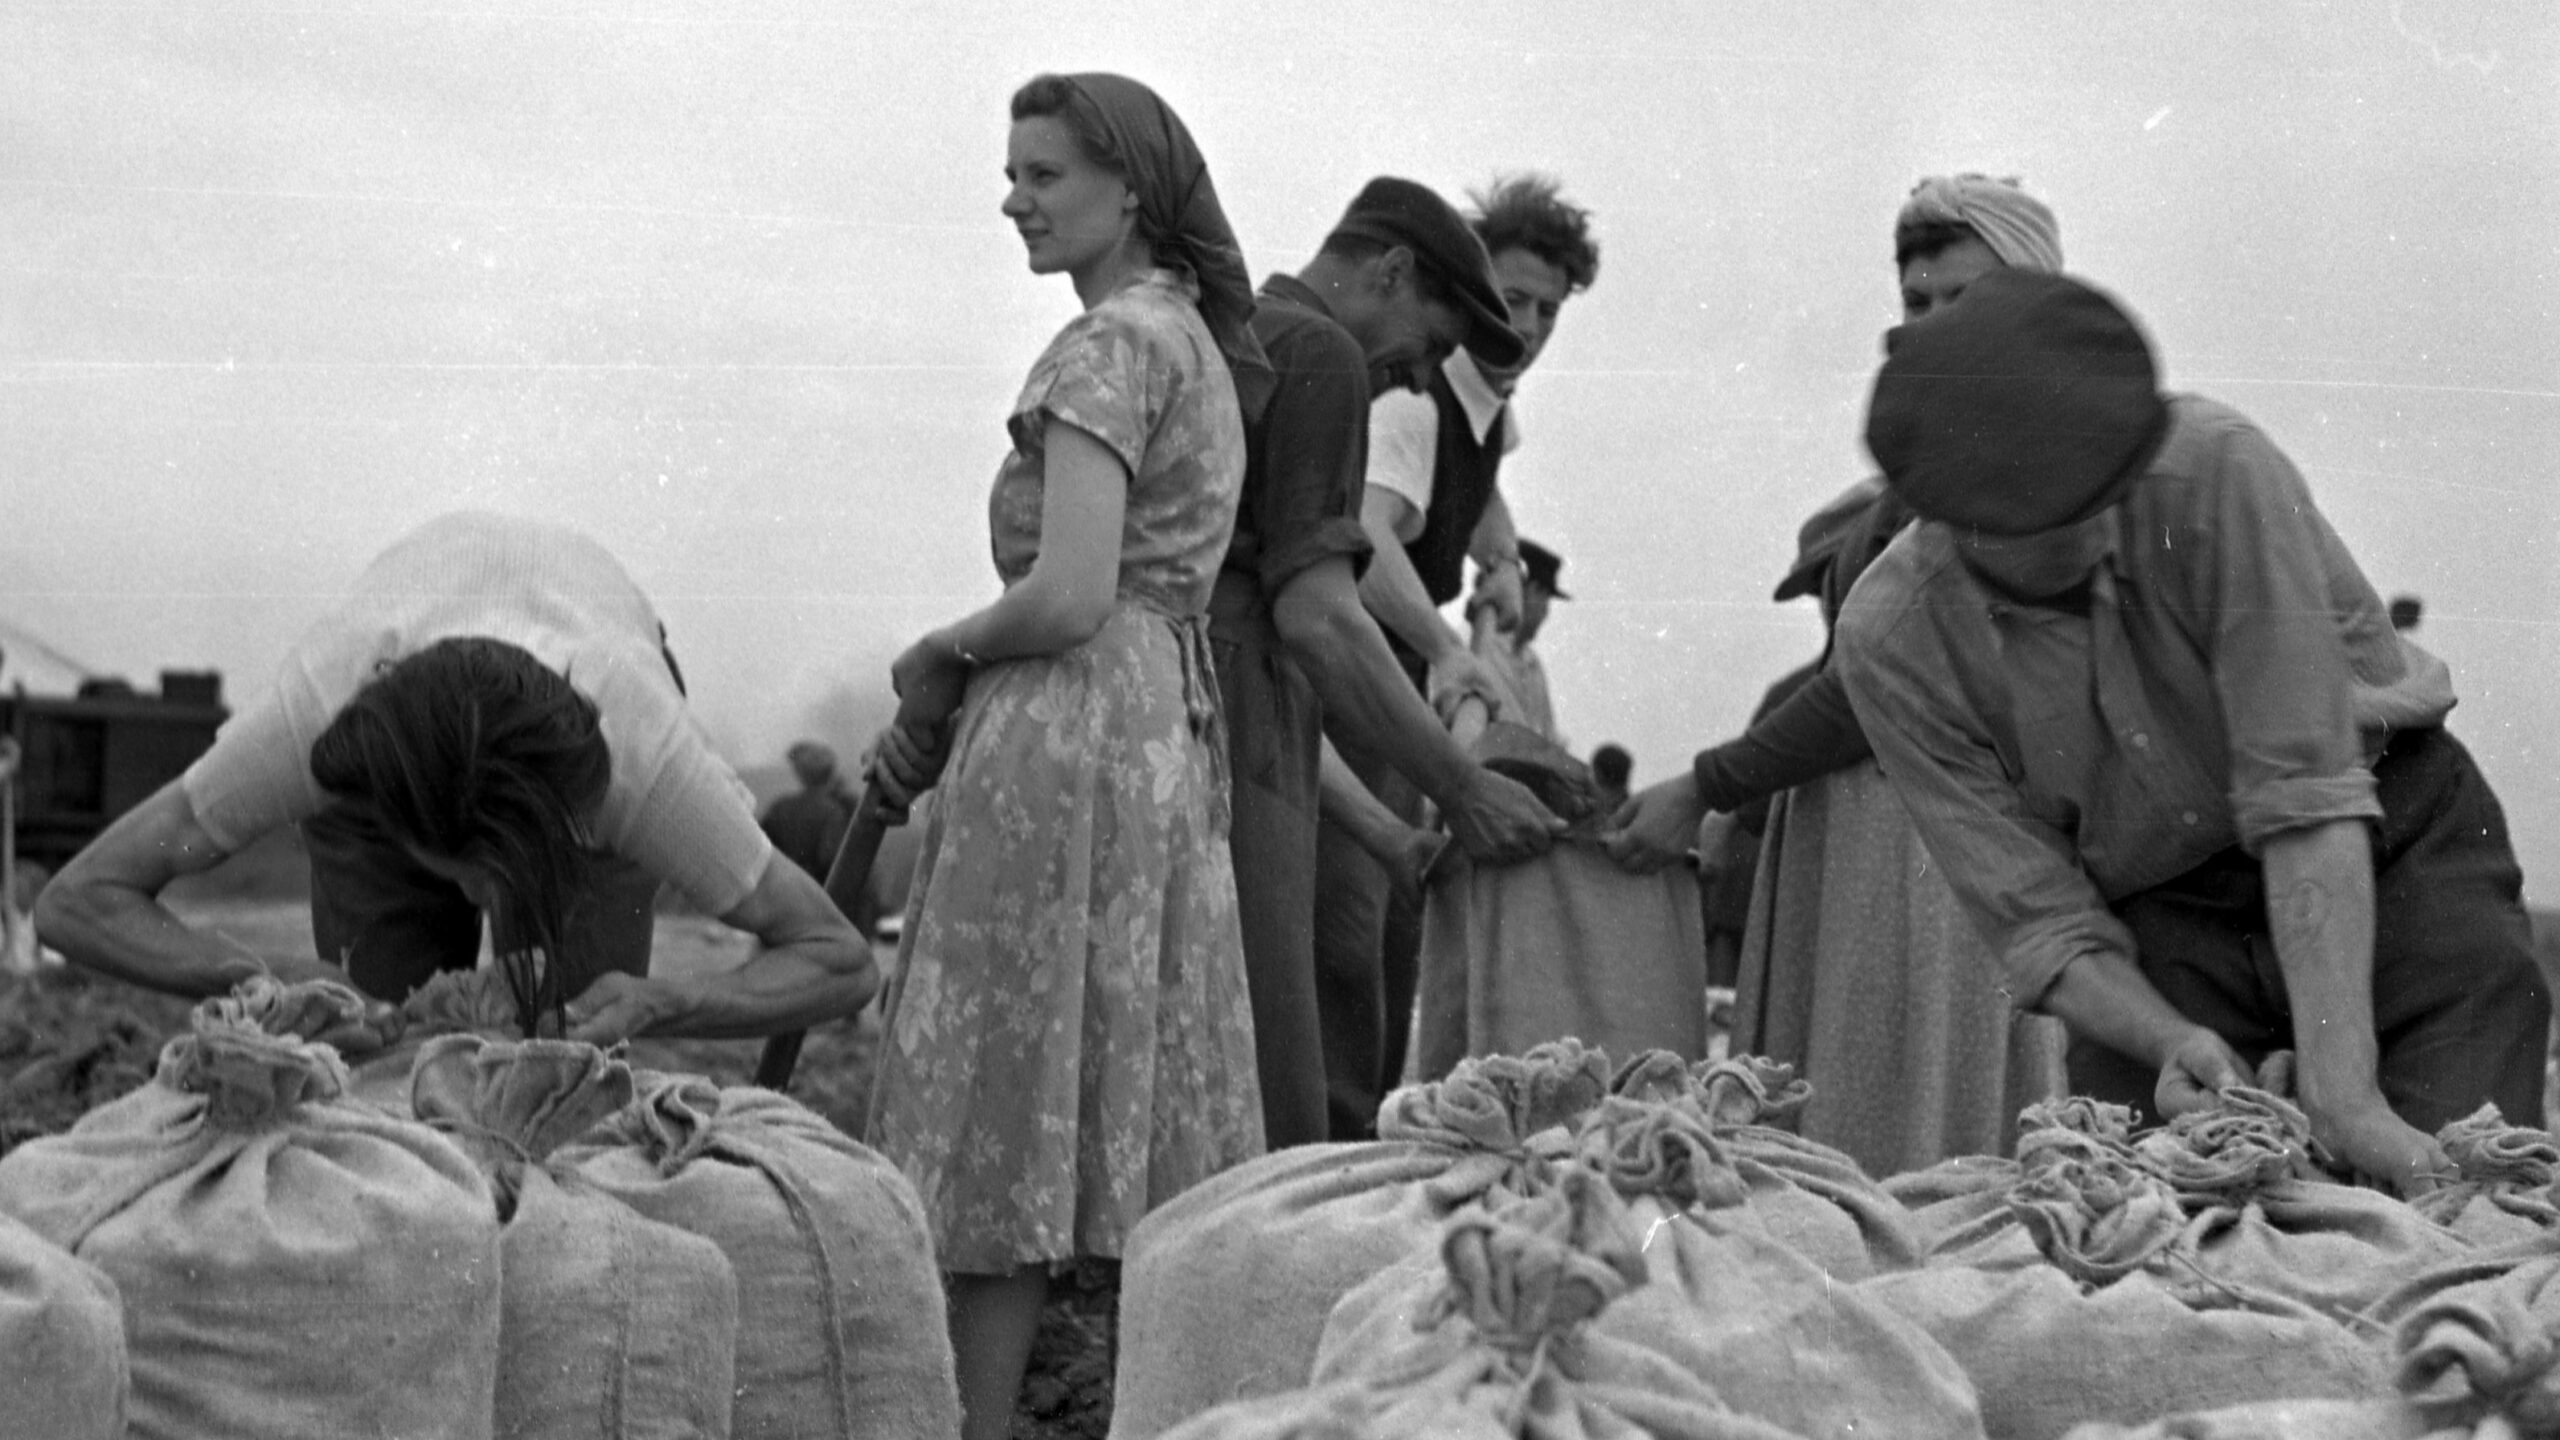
[1315,173,1602,1137]
[1210,176,1565,1147]
[1835,267,2547,1191]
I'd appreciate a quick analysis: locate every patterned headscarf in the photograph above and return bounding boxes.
[1059,73,1275,420]
[1897,173,2064,272]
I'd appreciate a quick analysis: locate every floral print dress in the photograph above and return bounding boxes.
[869,270,1264,1272]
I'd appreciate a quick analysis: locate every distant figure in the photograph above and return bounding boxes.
[2390,594,2424,632]
[1589,742,1632,815]
[1470,537,1570,743]
[760,741,853,882]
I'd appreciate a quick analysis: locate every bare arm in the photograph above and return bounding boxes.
[1353,487,1503,720]
[1463,488,1524,632]
[2260,817,2447,1190]
[36,780,331,998]
[566,849,876,1044]
[1275,556,1560,862]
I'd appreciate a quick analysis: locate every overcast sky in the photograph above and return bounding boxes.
[6,1,2556,887]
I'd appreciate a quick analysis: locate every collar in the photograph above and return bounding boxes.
[1442,350,1509,444]
[1257,272,1336,322]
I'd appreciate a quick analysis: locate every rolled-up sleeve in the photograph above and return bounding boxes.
[1363,389,1438,545]
[2190,420,2381,849]
[1837,565,2137,1009]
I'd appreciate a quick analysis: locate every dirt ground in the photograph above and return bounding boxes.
[0,842,1117,1440]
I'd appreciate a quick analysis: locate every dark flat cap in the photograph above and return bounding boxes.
[1865,268,2168,537]
[1326,177,1527,370]
[1518,538,1568,598]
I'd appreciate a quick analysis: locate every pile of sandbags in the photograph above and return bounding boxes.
[1111,1039,1615,1438]
[0,976,505,1439]
[1166,1167,1910,1439]
[558,1067,961,1440]
[408,1034,741,1438]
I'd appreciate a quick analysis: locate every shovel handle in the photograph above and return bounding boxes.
[754,777,896,1092]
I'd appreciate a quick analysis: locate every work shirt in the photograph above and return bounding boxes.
[1365,350,1518,545]
[1836,395,2455,1008]
[1216,274,1376,609]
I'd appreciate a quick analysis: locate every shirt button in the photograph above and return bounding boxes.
[2180,811,2199,825]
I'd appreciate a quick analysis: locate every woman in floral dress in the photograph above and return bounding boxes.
[864,71,1271,1440]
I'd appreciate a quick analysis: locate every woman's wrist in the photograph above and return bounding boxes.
[935,628,982,669]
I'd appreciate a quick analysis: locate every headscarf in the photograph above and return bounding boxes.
[1897,173,2064,273]
[1057,73,1275,420]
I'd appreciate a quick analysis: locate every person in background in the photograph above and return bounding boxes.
[860,73,1264,1440]
[35,511,875,1047]
[1839,267,2546,1191]
[1210,175,1563,1148]
[1315,173,1600,1138]
[1603,174,2070,1174]
[759,739,874,938]
[1588,743,1631,816]
[1471,537,1570,743]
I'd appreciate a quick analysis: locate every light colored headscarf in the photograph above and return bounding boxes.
[1897,174,2063,272]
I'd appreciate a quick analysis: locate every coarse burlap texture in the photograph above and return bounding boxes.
[410,1035,740,1440]
[2409,1102,2560,1248]
[1169,1169,1830,1440]
[0,978,504,1440]
[1413,844,1709,1080]
[2059,1248,2560,1439]
[1611,1051,1924,1278]
[1110,1042,1614,1440]
[558,1070,960,1440]
[1315,1173,1982,1440]
[0,1206,127,1439]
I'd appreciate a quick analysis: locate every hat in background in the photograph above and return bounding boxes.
[1326,177,1527,370]
[1865,268,2167,537]
[1519,538,1568,598]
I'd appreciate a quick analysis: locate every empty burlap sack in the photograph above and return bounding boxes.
[1110,1042,1613,1440]
[2409,1103,2560,1249]
[558,1070,959,1440]
[1171,1168,1823,1439]
[0,1206,127,1439]
[1609,1051,1922,1277]
[0,977,503,1440]
[411,1035,740,1440]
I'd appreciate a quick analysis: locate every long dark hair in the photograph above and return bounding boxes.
[309,636,610,1035]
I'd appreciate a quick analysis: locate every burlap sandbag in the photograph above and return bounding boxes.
[2058,1253,2560,1439]
[411,1035,740,1440]
[0,977,504,1440]
[558,1069,960,1440]
[346,965,548,1115]
[1611,1051,1923,1278]
[1110,1042,1613,1440]
[0,1206,127,1439]
[1172,1169,1822,1440]
[2409,1103,2560,1249]
[1322,1115,1983,1440]
[2132,1087,2473,1321]
[1413,844,1709,1080]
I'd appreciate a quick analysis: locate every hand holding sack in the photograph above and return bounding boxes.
[0,976,503,1440]
[1109,1041,1612,1440]
[0,1207,127,1439]
[409,1035,740,1440]
[556,1069,961,1440]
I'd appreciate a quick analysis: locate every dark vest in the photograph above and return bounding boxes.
[1403,368,1506,607]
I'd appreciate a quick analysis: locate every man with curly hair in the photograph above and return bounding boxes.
[1314,173,1601,1137]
